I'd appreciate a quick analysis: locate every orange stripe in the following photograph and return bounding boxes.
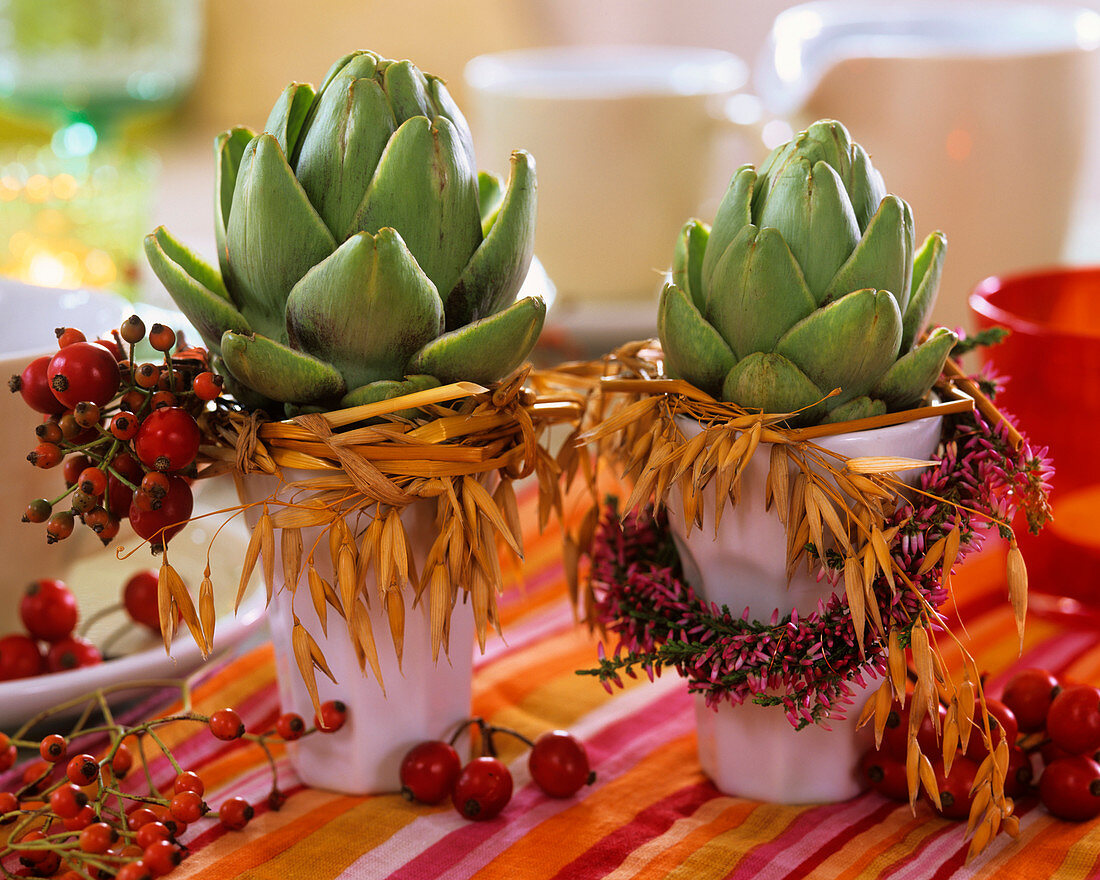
[178,790,359,878]
[469,735,702,879]
[833,810,942,880]
[626,799,758,880]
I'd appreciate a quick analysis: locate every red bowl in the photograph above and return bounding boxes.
[971,266,1100,603]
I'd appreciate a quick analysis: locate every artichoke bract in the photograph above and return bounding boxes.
[658,119,957,426]
[145,50,544,413]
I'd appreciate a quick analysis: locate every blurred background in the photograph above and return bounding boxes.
[2,0,1100,601]
[1,0,1098,332]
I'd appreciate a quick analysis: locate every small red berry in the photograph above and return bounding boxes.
[39,733,67,763]
[79,822,118,854]
[528,730,594,798]
[0,790,19,818]
[173,770,205,796]
[135,822,172,849]
[66,754,100,786]
[193,371,223,401]
[47,342,121,409]
[400,740,461,805]
[20,759,52,793]
[48,784,88,819]
[47,636,102,673]
[20,578,78,642]
[134,407,201,472]
[1040,755,1100,821]
[0,634,45,680]
[123,571,161,632]
[120,315,146,344]
[147,324,176,352]
[62,804,95,831]
[218,796,254,831]
[142,840,182,877]
[55,327,86,348]
[169,790,206,824]
[112,742,134,777]
[11,355,65,414]
[116,861,153,880]
[209,708,245,740]
[127,807,159,829]
[315,700,347,732]
[1048,684,1100,755]
[453,757,513,821]
[276,712,306,741]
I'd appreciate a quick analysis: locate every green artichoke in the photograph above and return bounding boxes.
[658,119,957,425]
[145,50,544,413]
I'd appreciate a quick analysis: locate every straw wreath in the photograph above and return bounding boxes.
[554,339,1052,859]
[140,367,580,711]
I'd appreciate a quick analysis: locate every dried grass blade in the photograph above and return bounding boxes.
[1007,542,1028,648]
[386,590,405,671]
[385,509,410,592]
[943,524,962,578]
[814,484,850,554]
[870,527,895,591]
[804,482,824,559]
[259,509,275,604]
[465,476,521,558]
[888,629,907,702]
[236,519,263,612]
[471,567,490,652]
[352,601,385,693]
[162,563,203,656]
[910,623,934,698]
[307,565,330,636]
[281,528,303,592]
[338,544,359,616]
[199,576,216,654]
[918,752,941,811]
[269,503,336,529]
[906,740,921,811]
[493,479,523,556]
[845,456,936,474]
[768,444,789,523]
[843,556,866,655]
[428,566,449,662]
[157,564,177,654]
[916,534,948,577]
[958,680,976,754]
[291,620,321,713]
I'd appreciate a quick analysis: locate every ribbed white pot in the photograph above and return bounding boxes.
[667,415,943,803]
[240,474,473,795]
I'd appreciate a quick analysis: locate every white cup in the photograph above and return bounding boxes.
[0,281,127,630]
[465,45,757,307]
[756,1,1100,334]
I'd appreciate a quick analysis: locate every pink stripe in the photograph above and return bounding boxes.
[725,795,891,879]
[377,684,694,880]
[475,600,578,667]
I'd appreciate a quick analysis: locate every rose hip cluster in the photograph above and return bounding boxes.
[0,696,347,880]
[0,572,174,682]
[859,667,1100,823]
[10,317,225,553]
[399,718,594,821]
[1,578,100,681]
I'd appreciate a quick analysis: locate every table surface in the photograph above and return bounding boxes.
[10,485,1100,880]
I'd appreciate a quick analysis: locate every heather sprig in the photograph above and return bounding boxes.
[580,409,1053,729]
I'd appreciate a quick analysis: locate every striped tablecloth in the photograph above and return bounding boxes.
[88,490,1100,880]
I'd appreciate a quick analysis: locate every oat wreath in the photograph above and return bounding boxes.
[550,340,1052,859]
[141,368,578,701]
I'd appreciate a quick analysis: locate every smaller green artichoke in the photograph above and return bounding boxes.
[658,119,957,425]
[145,50,544,414]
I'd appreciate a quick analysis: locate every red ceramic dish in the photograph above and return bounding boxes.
[971,266,1100,604]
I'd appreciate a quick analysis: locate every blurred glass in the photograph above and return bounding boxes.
[0,0,202,299]
[0,0,203,149]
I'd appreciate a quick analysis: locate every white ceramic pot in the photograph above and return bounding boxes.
[668,415,943,803]
[240,474,474,795]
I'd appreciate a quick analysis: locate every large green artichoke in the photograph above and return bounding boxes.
[145,50,544,413]
[658,119,956,425]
